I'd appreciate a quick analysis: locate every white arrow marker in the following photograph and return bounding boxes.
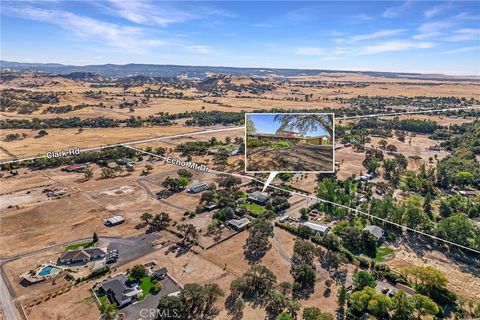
[262,172,278,192]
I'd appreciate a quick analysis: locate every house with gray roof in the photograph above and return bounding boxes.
[58,247,106,265]
[99,275,142,307]
[303,222,329,236]
[363,225,384,241]
[227,218,251,230]
[248,191,269,205]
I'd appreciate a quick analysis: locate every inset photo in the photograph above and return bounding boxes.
[245,113,334,172]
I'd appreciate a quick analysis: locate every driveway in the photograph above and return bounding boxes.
[247,144,334,171]
[122,275,182,320]
[103,233,160,266]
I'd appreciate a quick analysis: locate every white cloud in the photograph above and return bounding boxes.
[4,5,168,53]
[413,32,443,40]
[424,3,450,18]
[359,40,435,55]
[105,0,196,26]
[185,45,213,54]
[105,0,233,26]
[295,47,325,55]
[444,45,480,54]
[335,29,405,44]
[383,1,412,18]
[418,20,454,33]
[446,28,480,41]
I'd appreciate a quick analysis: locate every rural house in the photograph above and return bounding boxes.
[58,247,106,265]
[99,275,142,307]
[363,225,385,241]
[303,222,329,236]
[248,191,270,205]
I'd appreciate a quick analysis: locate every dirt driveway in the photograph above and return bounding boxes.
[247,144,334,171]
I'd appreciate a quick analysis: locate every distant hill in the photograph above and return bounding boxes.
[0,60,475,81]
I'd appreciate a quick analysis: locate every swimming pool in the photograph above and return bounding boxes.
[38,265,61,277]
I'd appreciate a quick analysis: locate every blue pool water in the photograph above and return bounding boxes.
[38,265,61,277]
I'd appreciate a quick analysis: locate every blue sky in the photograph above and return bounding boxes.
[248,114,329,136]
[1,1,479,75]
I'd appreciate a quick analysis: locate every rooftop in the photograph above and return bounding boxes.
[363,225,384,240]
[248,191,269,203]
[227,218,251,229]
[304,222,329,233]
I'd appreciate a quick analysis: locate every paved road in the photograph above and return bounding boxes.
[0,268,19,320]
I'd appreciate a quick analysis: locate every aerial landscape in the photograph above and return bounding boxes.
[1,1,480,320]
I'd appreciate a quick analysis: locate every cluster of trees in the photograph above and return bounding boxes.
[0,117,119,129]
[184,111,244,126]
[140,212,171,232]
[437,148,480,189]
[290,240,318,296]
[348,95,474,109]
[1,88,59,114]
[162,174,190,192]
[345,268,444,319]
[244,219,274,261]
[42,104,91,114]
[157,283,224,320]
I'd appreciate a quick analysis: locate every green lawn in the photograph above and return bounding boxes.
[97,294,111,307]
[66,241,95,250]
[138,276,155,301]
[375,246,394,262]
[241,203,267,216]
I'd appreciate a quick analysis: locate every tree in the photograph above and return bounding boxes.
[101,167,115,179]
[401,195,431,230]
[291,264,316,291]
[337,285,348,307]
[353,271,377,290]
[400,266,448,297]
[349,287,391,318]
[157,295,184,319]
[244,219,274,261]
[279,282,293,296]
[391,290,414,320]
[269,290,288,316]
[299,208,309,221]
[302,307,333,320]
[92,232,99,243]
[140,212,153,225]
[275,312,293,320]
[99,303,118,320]
[383,159,397,179]
[177,169,193,179]
[365,159,380,174]
[150,212,171,231]
[242,264,277,298]
[217,175,242,190]
[84,166,93,179]
[378,139,388,149]
[246,116,257,134]
[386,144,398,153]
[177,223,198,246]
[130,264,147,281]
[231,297,244,320]
[201,191,215,203]
[412,294,439,319]
[202,283,224,317]
[274,114,333,136]
[292,240,317,266]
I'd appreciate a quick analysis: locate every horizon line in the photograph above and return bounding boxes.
[1,59,479,78]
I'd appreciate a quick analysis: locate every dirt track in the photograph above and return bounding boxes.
[246,144,334,172]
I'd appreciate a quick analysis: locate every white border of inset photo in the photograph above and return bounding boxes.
[244,112,335,173]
